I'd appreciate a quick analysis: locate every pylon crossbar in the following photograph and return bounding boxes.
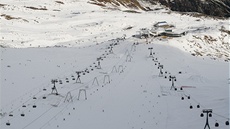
[112,66,118,73]
[77,89,87,100]
[118,65,124,73]
[64,92,73,102]
[92,77,99,86]
[103,75,110,84]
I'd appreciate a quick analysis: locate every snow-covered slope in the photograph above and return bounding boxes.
[0,36,229,129]
[0,0,229,129]
[0,0,229,61]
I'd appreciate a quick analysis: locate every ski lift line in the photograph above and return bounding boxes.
[183,86,230,121]
[53,68,98,86]
[184,96,194,105]
[212,112,230,120]
[210,117,230,127]
[39,90,87,129]
[22,106,53,129]
[149,45,230,123]
[182,89,208,108]
[95,46,131,71]
[211,117,230,126]
[30,89,83,129]
[65,70,109,93]
[53,38,130,83]
[68,53,129,93]
[0,80,51,111]
[2,37,130,127]
[178,81,230,120]
[152,63,230,121]
[0,99,53,128]
[26,40,131,127]
[59,59,122,94]
[3,95,53,125]
[163,73,199,103]
[150,50,193,77]
[47,38,118,78]
[1,78,60,116]
[1,82,69,125]
[175,78,230,120]
[105,39,136,65]
[64,37,130,78]
[94,48,128,75]
[0,89,42,121]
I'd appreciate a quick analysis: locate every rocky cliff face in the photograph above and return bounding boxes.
[89,0,230,17]
[145,0,230,18]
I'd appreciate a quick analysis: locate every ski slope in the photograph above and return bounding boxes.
[0,37,229,129]
[0,0,229,129]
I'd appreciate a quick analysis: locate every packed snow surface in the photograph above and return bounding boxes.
[0,0,229,129]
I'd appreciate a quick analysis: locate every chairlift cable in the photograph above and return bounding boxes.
[22,107,53,129]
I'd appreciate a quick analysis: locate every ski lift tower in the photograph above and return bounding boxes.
[148,47,154,57]
[51,79,59,95]
[200,109,212,129]
[97,57,102,69]
[76,71,82,83]
[169,76,177,90]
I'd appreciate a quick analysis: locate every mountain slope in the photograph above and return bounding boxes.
[88,0,148,10]
[0,0,229,129]
[88,0,230,17]
[0,37,229,129]
[145,0,230,18]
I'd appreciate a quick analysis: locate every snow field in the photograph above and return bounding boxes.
[0,0,229,128]
[1,36,229,129]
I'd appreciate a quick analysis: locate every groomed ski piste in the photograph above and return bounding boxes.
[1,38,229,129]
[0,0,229,129]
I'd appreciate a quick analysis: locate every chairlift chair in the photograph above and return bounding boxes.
[215,122,219,127]
[6,122,10,126]
[226,121,229,125]
[209,113,212,117]
[181,97,184,100]
[21,113,25,117]
[200,113,204,117]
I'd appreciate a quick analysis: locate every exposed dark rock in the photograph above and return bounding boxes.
[144,0,230,18]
